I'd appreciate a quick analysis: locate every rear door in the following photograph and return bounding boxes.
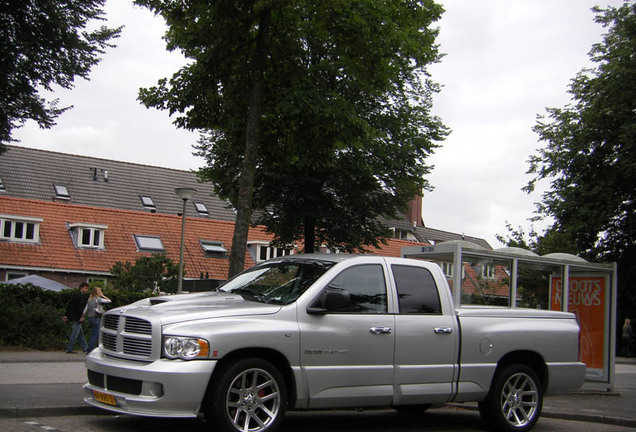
[390,262,459,405]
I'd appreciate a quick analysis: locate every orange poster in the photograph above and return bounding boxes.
[550,276,606,370]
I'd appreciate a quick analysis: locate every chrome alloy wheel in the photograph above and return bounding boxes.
[499,372,540,428]
[225,367,282,432]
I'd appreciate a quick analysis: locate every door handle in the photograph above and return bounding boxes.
[434,327,453,334]
[370,327,392,335]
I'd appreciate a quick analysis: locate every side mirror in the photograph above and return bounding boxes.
[307,287,351,315]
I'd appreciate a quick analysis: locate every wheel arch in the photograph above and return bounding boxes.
[207,348,297,408]
[496,350,548,393]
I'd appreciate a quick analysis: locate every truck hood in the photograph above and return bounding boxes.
[107,291,282,325]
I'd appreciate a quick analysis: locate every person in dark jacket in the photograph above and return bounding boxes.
[63,282,89,353]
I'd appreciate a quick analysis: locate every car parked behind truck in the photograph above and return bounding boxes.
[84,254,586,432]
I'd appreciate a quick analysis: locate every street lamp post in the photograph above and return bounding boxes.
[175,187,197,294]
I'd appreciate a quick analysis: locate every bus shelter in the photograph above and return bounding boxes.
[402,240,618,391]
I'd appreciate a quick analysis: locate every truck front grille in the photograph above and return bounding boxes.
[100,313,155,361]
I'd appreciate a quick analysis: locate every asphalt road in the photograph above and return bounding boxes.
[1,409,636,432]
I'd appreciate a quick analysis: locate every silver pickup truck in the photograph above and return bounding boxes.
[84,254,585,432]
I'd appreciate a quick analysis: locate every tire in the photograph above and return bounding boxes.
[205,358,287,432]
[478,364,543,432]
[392,404,432,415]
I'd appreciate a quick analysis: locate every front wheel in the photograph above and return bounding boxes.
[205,358,287,432]
[478,364,543,432]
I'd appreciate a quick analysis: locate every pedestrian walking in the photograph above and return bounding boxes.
[83,286,111,352]
[622,318,635,358]
[63,281,89,353]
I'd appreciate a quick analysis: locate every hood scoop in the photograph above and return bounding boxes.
[150,298,169,306]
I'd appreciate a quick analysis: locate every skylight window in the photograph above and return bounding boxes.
[0,179,5,192]
[134,234,164,252]
[54,184,70,199]
[194,202,209,215]
[140,195,156,209]
[200,240,227,254]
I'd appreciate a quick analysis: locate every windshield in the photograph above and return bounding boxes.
[219,260,334,304]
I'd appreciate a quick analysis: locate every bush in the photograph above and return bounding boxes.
[0,283,151,351]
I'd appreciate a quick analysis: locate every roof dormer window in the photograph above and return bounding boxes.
[68,223,107,249]
[1,215,42,244]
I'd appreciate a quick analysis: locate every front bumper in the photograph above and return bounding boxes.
[83,349,217,417]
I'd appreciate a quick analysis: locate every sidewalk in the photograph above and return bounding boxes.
[1,349,635,428]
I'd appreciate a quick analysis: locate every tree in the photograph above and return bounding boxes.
[137,0,446,274]
[0,0,121,151]
[526,3,636,320]
[110,253,179,293]
[243,1,446,254]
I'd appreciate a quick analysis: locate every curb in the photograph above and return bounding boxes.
[542,411,636,429]
[448,404,636,429]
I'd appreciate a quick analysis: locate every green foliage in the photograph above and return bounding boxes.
[110,253,179,293]
[136,0,448,259]
[0,283,149,350]
[525,3,636,330]
[0,0,122,151]
[496,222,579,257]
[528,3,636,261]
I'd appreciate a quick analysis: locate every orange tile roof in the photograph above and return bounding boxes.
[0,196,429,280]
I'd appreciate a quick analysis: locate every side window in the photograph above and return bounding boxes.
[328,264,387,314]
[392,265,442,314]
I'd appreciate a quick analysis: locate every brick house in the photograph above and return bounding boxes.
[0,145,493,293]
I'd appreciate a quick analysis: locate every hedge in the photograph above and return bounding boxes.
[0,283,151,351]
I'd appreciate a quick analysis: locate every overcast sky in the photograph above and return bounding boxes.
[12,0,625,248]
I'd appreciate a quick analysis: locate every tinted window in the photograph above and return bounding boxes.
[327,265,387,313]
[392,265,441,314]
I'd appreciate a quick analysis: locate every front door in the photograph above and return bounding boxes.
[299,263,395,408]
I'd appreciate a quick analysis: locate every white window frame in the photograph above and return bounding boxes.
[248,241,294,262]
[441,262,453,278]
[481,264,496,280]
[69,223,107,249]
[5,271,28,281]
[0,214,42,243]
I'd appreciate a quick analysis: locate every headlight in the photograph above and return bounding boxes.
[162,336,210,360]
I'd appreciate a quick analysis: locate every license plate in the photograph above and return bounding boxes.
[92,390,117,406]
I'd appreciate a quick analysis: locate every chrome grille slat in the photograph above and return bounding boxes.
[123,338,153,356]
[100,313,155,360]
[125,317,152,334]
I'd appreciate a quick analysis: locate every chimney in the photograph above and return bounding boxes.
[407,196,423,228]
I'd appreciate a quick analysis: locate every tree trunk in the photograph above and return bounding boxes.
[228,7,272,278]
[304,215,316,253]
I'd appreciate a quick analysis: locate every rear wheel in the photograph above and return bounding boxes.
[478,364,543,432]
[205,358,287,432]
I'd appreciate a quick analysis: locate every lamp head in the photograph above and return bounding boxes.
[175,187,197,201]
